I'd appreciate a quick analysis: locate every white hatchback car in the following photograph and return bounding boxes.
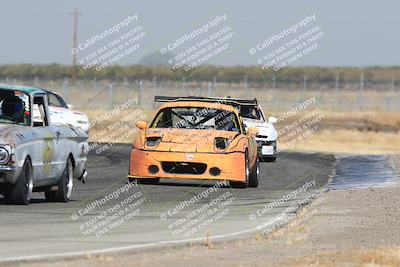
[240,104,278,162]
[34,90,90,134]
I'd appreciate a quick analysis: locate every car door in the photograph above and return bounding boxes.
[47,92,83,179]
[48,106,64,125]
[48,124,70,179]
[32,94,58,182]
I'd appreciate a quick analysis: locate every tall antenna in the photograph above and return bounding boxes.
[69,7,82,66]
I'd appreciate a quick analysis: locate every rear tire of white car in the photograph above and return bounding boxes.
[45,158,73,202]
[249,156,259,188]
[230,151,249,189]
[5,159,33,205]
[262,156,276,162]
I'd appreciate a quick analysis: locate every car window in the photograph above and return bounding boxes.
[240,106,263,121]
[0,89,31,126]
[151,107,241,133]
[55,94,68,108]
[48,93,65,107]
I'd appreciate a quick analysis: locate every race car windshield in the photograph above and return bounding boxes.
[0,89,31,126]
[151,107,241,133]
[240,106,264,121]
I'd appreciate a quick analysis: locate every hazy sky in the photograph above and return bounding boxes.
[1,0,399,67]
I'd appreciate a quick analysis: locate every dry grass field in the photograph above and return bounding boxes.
[278,111,400,154]
[285,247,400,267]
[83,106,400,155]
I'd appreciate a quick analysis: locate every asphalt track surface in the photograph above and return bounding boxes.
[0,145,335,262]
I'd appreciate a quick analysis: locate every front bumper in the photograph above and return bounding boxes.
[256,139,277,157]
[129,148,246,182]
[0,166,16,171]
[0,165,18,184]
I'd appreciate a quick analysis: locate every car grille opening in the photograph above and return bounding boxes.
[257,140,276,146]
[161,162,207,175]
[266,141,276,146]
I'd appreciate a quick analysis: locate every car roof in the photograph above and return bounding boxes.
[158,101,239,113]
[0,84,46,95]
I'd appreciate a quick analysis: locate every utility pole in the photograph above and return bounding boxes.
[69,7,82,66]
[69,7,82,83]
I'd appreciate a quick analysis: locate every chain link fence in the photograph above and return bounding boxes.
[1,76,399,112]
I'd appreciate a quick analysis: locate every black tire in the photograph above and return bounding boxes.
[130,178,160,185]
[249,156,259,188]
[5,159,33,205]
[230,151,249,188]
[262,156,276,162]
[45,158,73,202]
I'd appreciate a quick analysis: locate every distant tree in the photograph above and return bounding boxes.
[0,64,399,85]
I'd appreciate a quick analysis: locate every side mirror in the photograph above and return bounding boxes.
[67,104,74,110]
[268,116,277,124]
[136,121,148,130]
[248,127,259,137]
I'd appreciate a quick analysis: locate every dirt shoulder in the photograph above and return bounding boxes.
[4,156,400,267]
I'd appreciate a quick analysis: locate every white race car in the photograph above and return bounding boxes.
[34,90,90,134]
[239,104,278,162]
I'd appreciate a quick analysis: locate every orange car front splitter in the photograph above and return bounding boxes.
[129,148,246,182]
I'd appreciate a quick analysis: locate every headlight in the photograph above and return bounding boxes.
[0,147,10,164]
[266,141,276,146]
[145,137,161,147]
[214,137,232,150]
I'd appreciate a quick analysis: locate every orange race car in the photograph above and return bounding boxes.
[128,96,260,188]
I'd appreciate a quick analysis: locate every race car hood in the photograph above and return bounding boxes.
[51,106,88,121]
[140,128,240,153]
[47,106,90,133]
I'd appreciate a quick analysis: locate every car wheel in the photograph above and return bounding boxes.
[249,156,259,188]
[45,158,73,202]
[230,151,249,188]
[5,159,33,205]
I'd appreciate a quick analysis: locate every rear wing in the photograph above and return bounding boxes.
[154,96,258,106]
